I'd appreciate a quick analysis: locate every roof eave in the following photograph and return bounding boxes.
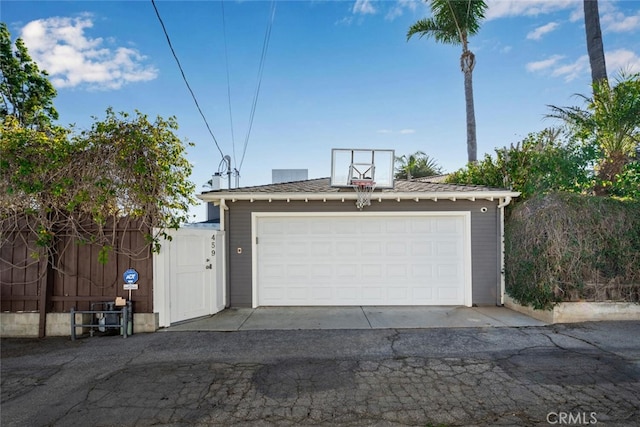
[198,190,521,203]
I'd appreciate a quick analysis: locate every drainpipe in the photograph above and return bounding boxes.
[497,196,512,305]
[218,199,230,307]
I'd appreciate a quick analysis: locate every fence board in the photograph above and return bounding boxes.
[1,218,153,314]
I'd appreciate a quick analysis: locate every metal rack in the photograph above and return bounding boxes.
[70,301,131,340]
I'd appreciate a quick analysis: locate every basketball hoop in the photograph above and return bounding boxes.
[352,179,376,210]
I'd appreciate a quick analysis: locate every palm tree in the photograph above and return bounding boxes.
[395,151,443,180]
[547,72,640,194]
[407,0,487,164]
[584,0,607,85]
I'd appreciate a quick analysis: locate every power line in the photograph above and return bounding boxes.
[150,0,225,161]
[238,0,276,173]
[221,0,237,171]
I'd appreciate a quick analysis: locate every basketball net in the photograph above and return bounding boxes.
[352,179,376,210]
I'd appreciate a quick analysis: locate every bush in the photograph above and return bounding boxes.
[446,129,594,200]
[505,192,640,309]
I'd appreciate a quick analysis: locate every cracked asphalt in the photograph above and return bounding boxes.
[1,322,639,426]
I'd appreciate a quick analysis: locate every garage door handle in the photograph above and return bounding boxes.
[205,264,212,269]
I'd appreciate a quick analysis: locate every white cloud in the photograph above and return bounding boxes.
[377,128,415,135]
[352,0,376,15]
[568,7,583,23]
[526,54,564,72]
[525,48,640,82]
[526,22,560,40]
[601,10,640,33]
[385,0,419,21]
[485,0,577,21]
[19,16,157,90]
[552,55,589,82]
[526,54,587,82]
[606,49,640,75]
[376,129,416,135]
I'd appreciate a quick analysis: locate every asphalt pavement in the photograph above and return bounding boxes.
[2,321,639,426]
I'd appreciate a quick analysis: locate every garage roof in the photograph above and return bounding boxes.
[199,178,520,203]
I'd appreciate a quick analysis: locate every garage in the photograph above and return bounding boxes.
[252,212,472,307]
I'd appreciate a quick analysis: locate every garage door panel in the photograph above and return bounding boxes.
[387,264,408,278]
[261,241,284,258]
[386,242,407,256]
[287,287,308,300]
[388,287,408,300]
[311,264,332,278]
[411,241,433,256]
[361,221,383,233]
[413,287,433,300]
[286,242,308,256]
[334,220,358,234]
[385,220,408,233]
[336,241,358,256]
[336,264,358,279]
[338,287,359,300]
[287,264,308,279]
[310,242,332,256]
[362,242,383,256]
[412,264,434,279]
[362,264,383,279]
[256,214,470,306]
[436,217,460,233]
[409,218,430,233]
[436,241,459,256]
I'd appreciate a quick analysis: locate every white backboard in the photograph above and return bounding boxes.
[330,149,395,188]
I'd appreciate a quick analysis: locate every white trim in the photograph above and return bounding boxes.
[497,196,513,305]
[201,191,519,204]
[251,213,259,308]
[251,211,473,308]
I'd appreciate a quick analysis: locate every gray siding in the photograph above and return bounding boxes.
[227,200,500,307]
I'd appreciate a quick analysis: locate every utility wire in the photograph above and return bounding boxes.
[150,0,225,160]
[221,0,237,171]
[238,0,276,172]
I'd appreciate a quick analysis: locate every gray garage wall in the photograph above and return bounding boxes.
[226,199,500,307]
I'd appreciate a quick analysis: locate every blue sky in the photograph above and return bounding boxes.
[2,0,640,221]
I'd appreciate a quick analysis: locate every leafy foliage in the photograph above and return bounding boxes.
[1,25,196,267]
[407,0,487,46]
[505,193,640,310]
[609,161,640,200]
[1,110,197,258]
[395,151,442,180]
[0,23,58,129]
[446,129,594,200]
[547,72,640,195]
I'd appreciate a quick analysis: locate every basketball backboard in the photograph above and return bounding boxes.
[330,148,395,189]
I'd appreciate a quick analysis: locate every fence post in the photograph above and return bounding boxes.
[38,249,52,338]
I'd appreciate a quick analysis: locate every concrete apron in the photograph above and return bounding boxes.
[164,306,547,332]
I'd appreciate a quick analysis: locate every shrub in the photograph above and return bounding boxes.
[446,129,594,200]
[505,192,640,310]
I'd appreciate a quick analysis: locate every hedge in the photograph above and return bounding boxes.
[505,192,640,310]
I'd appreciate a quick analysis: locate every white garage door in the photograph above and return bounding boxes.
[253,213,471,307]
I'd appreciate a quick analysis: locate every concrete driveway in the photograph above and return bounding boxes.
[166,306,547,331]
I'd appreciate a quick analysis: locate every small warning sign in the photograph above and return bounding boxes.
[123,283,139,290]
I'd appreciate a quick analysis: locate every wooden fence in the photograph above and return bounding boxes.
[1,217,153,336]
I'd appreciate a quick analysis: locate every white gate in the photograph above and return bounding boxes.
[154,227,225,327]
